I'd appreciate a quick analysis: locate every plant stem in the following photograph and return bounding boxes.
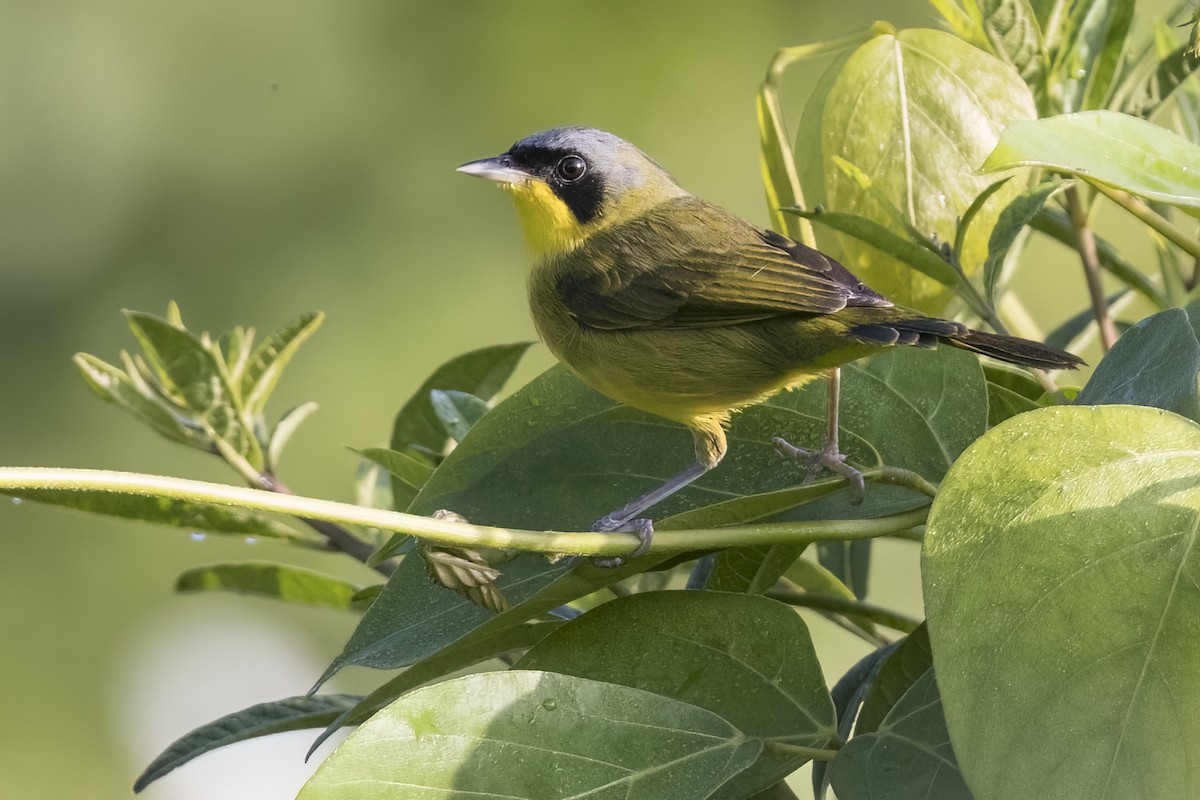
[1031,209,1165,308]
[769,586,921,633]
[1065,186,1119,350]
[763,741,841,761]
[260,473,393,576]
[1092,183,1200,262]
[0,467,929,559]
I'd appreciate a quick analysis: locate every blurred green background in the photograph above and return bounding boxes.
[1,1,1160,797]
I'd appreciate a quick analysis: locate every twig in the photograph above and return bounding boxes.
[1092,183,1200,262]
[1065,186,1120,350]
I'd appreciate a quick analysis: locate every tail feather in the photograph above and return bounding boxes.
[849,318,1084,370]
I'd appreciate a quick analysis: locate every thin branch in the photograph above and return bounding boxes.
[260,473,392,575]
[769,586,921,633]
[1092,183,1200,262]
[763,741,841,761]
[0,467,930,559]
[1066,186,1120,350]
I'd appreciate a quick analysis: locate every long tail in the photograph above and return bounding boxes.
[849,317,1084,371]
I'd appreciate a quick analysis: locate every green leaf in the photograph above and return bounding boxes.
[266,401,319,471]
[1049,0,1134,112]
[709,544,806,593]
[389,343,532,455]
[982,180,1068,303]
[298,671,762,800]
[406,347,986,535]
[820,28,1036,311]
[817,539,871,599]
[175,563,362,610]
[1117,41,1200,119]
[240,311,323,415]
[980,0,1047,86]
[1075,305,1200,422]
[924,405,1200,799]
[308,621,558,757]
[1,485,307,540]
[134,694,360,793]
[315,553,567,684]
[983,111,1200,217]
[353,447,435,497]
[429,389,489,443]
[829,671,970,799]
[986,380,1041,426]
[788,208,962,289]
[123,310,261,466]
[855,624,933,735]
[73,353,195,445]
[516,591,836,800]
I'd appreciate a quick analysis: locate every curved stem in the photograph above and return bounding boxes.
[0,467,930,558]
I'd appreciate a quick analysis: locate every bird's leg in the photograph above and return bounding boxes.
[774,367,865,504]
[591,423,725,568]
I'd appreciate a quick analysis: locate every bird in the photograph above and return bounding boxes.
[458,127,1082,564]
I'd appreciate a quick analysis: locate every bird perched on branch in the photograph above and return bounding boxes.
[459,127,1081,564]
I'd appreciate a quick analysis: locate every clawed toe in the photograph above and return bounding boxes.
[590,517,654,568]
[774,436,865,505]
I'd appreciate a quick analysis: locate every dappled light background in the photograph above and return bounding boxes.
[0,1,1154,797]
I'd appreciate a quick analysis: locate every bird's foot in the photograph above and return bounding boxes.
[773,436,865,505]
[589,515,654,568]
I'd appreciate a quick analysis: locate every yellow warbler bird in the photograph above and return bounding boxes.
[459,127,1081,564]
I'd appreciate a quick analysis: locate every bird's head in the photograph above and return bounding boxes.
[458,127,688,259]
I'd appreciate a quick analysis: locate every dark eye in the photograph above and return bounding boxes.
[556,155,587,183]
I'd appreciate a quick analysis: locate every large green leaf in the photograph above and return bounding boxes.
[1075,304,1200,422]
[407,347,986,534]
[983,111,1200,217]
[829,671,970,800]
[516,591,836,799]
[820,28,1036,311]
[298,671,762,800]
[134,694,360,793]
[924,405,1200,799]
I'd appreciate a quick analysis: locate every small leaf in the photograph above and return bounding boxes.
[829,671,970,799]
[241,311,323,414]
[134,694,360,792]
[175,563,361,610]
[855,624,933,734]
[983,111,1200,217]
[1075,305,1200,422]
[428,389,489,443]
[1118,41,1200,119]
[817,539,872,599]
[982,180,1068,303]
[73,353,195,445]
[390,343,532,455]
[709,544,806,594]
[353,447,435,502]
[298,671,762,800]
[514,592,836,800]
[1049,0,1134,112]
[266,401,319,471]
[980,0,1046,86]
[987,380,1041,426]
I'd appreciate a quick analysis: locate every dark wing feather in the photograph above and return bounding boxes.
[556,198,891,331]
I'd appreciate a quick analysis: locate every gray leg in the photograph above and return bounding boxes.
[591,422,726,568]
[774,368,865,504]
